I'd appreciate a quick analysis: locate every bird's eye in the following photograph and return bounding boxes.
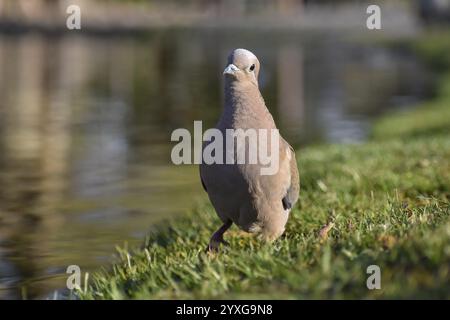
[249,64,255,71]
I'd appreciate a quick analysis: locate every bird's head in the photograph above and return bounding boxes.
[223,48,260,86]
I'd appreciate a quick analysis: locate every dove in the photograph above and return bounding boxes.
[200,48,300,251]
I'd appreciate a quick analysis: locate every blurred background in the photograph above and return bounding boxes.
[0,0,448,299]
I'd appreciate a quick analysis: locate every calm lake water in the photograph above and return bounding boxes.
[0,29,429,299]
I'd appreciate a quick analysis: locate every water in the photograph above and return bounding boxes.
[0,29,429,299]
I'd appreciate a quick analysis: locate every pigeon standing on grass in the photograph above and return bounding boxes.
[200,48,300,251]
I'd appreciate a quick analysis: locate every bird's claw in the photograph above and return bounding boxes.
[206,238,229,253]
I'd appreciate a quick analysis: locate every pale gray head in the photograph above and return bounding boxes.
[223,48,260,86]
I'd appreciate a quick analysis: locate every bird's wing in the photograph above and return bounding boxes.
[282,141,300,210]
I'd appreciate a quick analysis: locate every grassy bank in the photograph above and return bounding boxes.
[373,31,450,140]
[81,33,450,299]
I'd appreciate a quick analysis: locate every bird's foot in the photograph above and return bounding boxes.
[206,237,229,253]
[206,220,233,253]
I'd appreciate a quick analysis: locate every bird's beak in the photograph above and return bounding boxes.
[223,64,240,75]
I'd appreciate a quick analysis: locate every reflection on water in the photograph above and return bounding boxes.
[0,30,428,299]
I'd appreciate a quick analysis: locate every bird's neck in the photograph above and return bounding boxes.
[222,81,271,128]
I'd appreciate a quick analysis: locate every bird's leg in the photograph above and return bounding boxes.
[207,220,232,252]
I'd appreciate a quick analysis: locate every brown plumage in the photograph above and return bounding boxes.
[200,48,300,251]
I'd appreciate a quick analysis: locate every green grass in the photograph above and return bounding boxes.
[80,33,450,300]
[81,137,450,299]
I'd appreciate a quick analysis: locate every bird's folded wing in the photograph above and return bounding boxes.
[282,141,300,209]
